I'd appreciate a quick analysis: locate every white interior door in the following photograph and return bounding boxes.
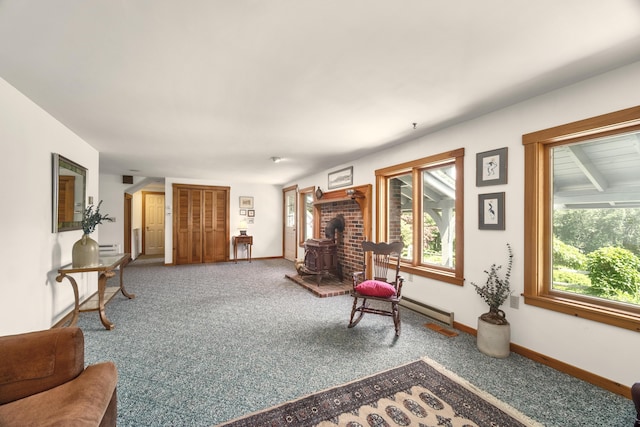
[283,187,297,261]
[144,193,165,255]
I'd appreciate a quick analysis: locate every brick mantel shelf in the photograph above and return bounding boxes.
[313,185,370,213]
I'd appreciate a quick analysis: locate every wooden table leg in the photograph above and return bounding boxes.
[118,264,135,299]
[234,240,238,263]
[55,273,79,327]
[98,271,116,330]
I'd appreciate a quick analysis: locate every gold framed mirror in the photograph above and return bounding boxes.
[52,153,87,233]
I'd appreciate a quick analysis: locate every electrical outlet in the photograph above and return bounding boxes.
[510,295,519,309]
[408,273,413,282]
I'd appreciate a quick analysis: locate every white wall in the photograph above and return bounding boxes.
[98,175,284,263]
[286,60,640,388]
[0,77,99,336]
[98,173,128,253]
[164,177,283,264]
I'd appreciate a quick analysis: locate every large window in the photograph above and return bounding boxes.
[376,148,464,285]
[523,105,640,331]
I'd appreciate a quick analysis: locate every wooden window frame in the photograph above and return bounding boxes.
[522,105,640,332]
[376,148,464,285]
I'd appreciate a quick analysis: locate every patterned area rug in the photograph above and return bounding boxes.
[216,357,542,427]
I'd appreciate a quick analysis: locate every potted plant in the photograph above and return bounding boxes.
[471,243,513,358]
[72,201,113,267]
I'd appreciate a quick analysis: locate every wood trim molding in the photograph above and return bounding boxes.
[375,148,465,285]
[282,185,298,259]
[298,186,315,246]
[375,147,465,176]
[523,105,640,146]
[313,184,372,241]
[522,105,640,332]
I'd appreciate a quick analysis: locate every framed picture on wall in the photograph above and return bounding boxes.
[328,166,353,189]
[239,209,246,216]
[478,192,505,230]
[239,196,254,209]
[247,209,255,218]
[476,147,508,186]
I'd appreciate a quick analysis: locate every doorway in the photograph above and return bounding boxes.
[124,193,132,255]
[173,184,230,264]
[143,192,165,256]
[283,185,297,261]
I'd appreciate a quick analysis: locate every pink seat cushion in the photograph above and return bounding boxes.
[355,280,397,298]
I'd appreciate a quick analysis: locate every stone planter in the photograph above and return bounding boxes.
[477,316,511,358]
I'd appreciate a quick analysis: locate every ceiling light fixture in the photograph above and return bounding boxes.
[412,123,417,129]
[271,156,282,163]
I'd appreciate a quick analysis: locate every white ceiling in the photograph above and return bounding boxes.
[1,1,640,185]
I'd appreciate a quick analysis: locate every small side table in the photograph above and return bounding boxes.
[56,253,134,330]
[233,235,253,263]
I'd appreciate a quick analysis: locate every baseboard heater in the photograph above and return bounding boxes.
[400,297,454,327]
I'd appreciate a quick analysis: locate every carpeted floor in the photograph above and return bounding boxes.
[77,258,634,426]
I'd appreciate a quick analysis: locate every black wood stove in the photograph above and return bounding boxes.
[299,238,342,285]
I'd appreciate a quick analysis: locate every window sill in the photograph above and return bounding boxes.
[523,292,640,332]
[400,264,464,286]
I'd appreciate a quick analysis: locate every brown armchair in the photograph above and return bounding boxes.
[0,327,117,427]
[634,382,640,427]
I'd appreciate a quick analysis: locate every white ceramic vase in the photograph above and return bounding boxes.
[477,316,511,358]
[72,234,100,268]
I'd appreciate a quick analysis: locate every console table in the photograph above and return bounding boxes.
[233,235,253,263]
[56,253,134,330]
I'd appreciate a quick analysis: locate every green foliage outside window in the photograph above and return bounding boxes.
[553,238,640,304]
[553,238,587,271]
[586,246,640,298]
[553,209,640,306]
[554,209,640,256]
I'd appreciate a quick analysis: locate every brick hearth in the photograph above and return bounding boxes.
[285,273,351,298]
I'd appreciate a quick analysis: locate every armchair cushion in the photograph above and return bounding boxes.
[0,328,84,404]
[0,362,117,427]
[0,327,118,427]
[355,279,397,298]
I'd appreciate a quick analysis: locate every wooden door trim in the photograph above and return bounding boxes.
[282,185,298,260]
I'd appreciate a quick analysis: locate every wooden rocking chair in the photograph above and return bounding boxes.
[348,241,404,336]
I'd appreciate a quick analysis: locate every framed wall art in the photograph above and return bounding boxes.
[478,192,505,230]
[239,196,254,209]
[247,209,255,218]
[328,166,353,189]
[476,147,507,186]
[239,209,246,216]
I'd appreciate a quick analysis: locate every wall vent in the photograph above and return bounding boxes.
[400,297,454,327]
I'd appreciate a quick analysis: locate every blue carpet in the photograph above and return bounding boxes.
[78,259,634,426]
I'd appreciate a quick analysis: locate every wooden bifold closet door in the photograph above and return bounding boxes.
[173,184,229,265]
